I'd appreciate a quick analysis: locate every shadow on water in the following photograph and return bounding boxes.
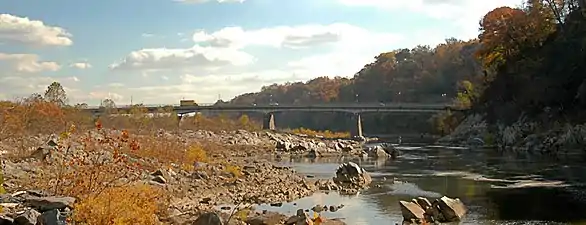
[256,145,586,224]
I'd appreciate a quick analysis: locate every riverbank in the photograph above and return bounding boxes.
[438,113,586,155]
[0,128,369,224]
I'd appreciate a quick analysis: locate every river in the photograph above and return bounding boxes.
[256,145,586,224]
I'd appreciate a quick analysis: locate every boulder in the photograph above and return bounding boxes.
[398,196,467,223]
[381,143,399,159]
[246,211,286,225]
[37,209,67,225]
[399,201,425,221]
[284,209,313,225]
[307,149,321,158]
[332,162,372,189]
[368,146,389,158]
[14,209,41,225]
[25,196,76,212]
[0,215,13,225]
[192,212,223,225]
[437,196,467,222]
[30,139,57,161]
[152,175,167,184]
[415,197,432,210]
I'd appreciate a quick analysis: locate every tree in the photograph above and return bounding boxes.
[477,7,528,68]
[101,99,116,109]
[454,80,479,109]
[44,82,67,106]
[74,103,89,109]
[26,93,44,103]
[477,4,556,69]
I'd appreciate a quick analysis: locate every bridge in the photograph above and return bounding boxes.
[86,103,463,137]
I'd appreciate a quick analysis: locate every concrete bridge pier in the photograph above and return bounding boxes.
[349,113,363,137]
[177,114,184,127]
[263,112,276,130]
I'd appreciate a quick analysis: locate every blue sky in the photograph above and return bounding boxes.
[0,0,521,105]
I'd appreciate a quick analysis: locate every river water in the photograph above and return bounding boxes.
[255,145,586,225]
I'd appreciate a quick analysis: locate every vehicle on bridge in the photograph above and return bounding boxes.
[180,100,197,106]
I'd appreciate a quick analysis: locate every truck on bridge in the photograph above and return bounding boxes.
[180,100,197,106]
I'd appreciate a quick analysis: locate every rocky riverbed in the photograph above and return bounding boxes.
[0,128,387,224]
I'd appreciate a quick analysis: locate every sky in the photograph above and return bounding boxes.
[0,0,523,106]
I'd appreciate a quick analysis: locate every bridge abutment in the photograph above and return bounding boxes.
[263,113,276,130]
[349,113,363,137]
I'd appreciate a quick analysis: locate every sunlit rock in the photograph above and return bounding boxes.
[399,200,425,221]
[332,162,372,189]
[437,196,467,222]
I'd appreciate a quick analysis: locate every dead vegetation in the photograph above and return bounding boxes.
[288,127,351,139]
[0,95,264,224]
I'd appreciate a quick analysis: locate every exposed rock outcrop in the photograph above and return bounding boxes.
[332,162,372,193]
[399,196,467,224]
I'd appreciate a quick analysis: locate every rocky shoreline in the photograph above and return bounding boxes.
[0,128,396,224]
[438,113,586,154]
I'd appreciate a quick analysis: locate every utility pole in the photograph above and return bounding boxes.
[130,95,133,105]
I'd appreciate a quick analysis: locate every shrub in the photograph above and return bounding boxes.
[43,125,141,198]
[184,145,207,165]
[72,184,168,225]
[224,164,243,178]
[289,127,350,138]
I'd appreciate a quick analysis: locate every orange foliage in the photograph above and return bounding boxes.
[44,127,142,198]
[477,5,555,68]
[477,7,529,67]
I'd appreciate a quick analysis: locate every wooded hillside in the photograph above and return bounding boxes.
[227,0,586,135]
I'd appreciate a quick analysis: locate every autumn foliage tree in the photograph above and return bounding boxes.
[475,0,586,125]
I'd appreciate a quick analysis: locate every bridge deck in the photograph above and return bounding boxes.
[85,103,462,114]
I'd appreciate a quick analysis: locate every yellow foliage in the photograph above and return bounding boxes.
[73,184,167,225]
[189,113,260,131]
[224,164,243,178]
[185,144,207,164]
[312,212,323,225]
[234,207,251,221]
[290,127,350,139]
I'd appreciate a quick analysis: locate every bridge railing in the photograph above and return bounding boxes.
[85,103,459,111]
[86,103,215,109]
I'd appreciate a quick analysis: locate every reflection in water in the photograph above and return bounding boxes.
[486,186,586,222]
[267,146,586,224]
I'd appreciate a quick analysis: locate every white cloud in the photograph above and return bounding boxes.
[0,14,72,47]
[87,91,124,102]
[105,23,405,104]
[174,0,245,4]
[192,23,365,49]
[70,62,92,69]
[284,25,404,79]
[337,0,522,40]
[0,75,80,100]
[85,70,301,104]
[110,45,255,71]
[0,53,61,73]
